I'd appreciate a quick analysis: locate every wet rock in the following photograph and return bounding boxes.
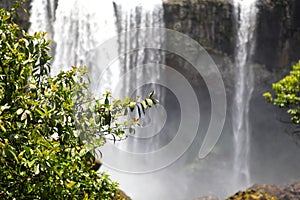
[164,0,300,70]
[163,0,235,58]
[193,195,219,200]
[227,182,300,200]
[255,0,300,69]
[250,184,282,197]
[226,189,277,200]
[279,182,300,200]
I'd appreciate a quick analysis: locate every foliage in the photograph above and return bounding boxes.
[0,5,157,200]
[263,61,300,124]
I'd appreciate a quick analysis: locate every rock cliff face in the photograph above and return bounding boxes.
[163,3,300,199]
[226,183,300,200]
[164,0,300,70]
[255,0,300,70]
[192,182,300,200]
[164,0,235,57]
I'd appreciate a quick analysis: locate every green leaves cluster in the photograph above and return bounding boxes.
[0,5,156,199]
[264,61,300,124]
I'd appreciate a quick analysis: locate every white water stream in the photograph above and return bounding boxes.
[232,0,257,190]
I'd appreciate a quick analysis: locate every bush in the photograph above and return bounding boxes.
[264,61,300,124]
[0,5,156,199]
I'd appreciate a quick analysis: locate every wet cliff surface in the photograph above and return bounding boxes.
[163,1,300,198]
[164,0,300,69]
[255,0,300,70]
[164,0,235,57]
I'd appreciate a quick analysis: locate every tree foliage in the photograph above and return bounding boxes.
[264,61,300,124]
[0,5,157,199]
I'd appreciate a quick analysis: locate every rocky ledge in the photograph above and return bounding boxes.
[193,182,300,200]
[227,182,300,200]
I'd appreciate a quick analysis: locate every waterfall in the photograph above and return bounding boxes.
[29,1,165,198]
[29,0,55,37]
[232,0,257,189]
[29,0,163,95]
[114,0,164,98]
[51,0,118,77]
[110,1,165,154]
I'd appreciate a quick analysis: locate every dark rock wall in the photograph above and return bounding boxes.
[164,0,300,69]
[164,0,235,58]
[227,183,300,200]
[163,0,236,96]
[164,2,300,193]
[255,0,300,70]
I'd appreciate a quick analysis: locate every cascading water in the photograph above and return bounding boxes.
[29,0,164,97]
[114,0,164,97]
[51,0,118,79]
[111,0,165,154]
[29,1,166,199]
[232,0,257,190]
[29,0,56,39]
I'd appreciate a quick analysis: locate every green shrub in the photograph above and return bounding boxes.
[0,5,156,199]
[264,61,300,124]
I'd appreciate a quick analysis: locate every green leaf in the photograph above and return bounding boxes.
[0,124,6,132]
[6,148,18,163]
[146,98,153,107]
[34,164,40,175]
[3,15,10,21]
[27,159,36,168]
[65,181,76,188]
[1,103,10,111]
[129,102,136,112]
[24,146,30,154]
[152,98,159,104]
[21,111,27,121]
[141,100,148,109]
[36,108,44,116]
[16,108,24,115]
[263,92,273,103]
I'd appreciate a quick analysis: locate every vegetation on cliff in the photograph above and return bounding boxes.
[264,61,300,124]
